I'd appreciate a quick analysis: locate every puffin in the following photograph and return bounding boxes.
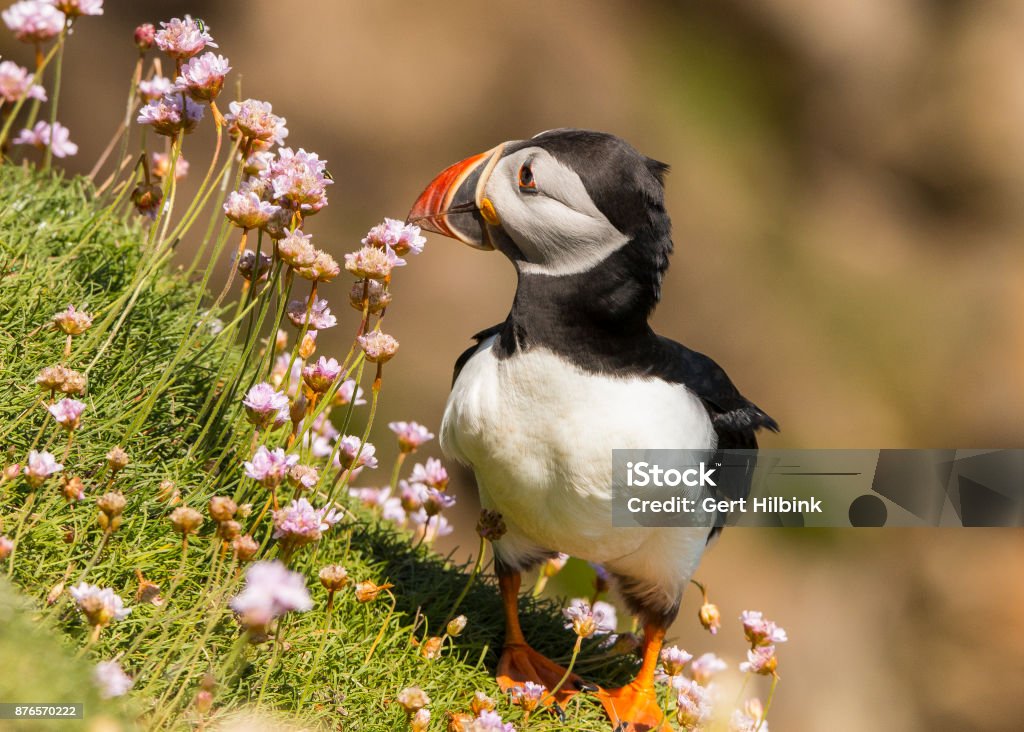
[407,129,778,731]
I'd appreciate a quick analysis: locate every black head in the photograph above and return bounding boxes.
[408,128,674,310]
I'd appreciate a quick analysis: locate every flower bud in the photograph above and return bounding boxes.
[357,331,398,364]
[59,370,87,395]
[62,475,85,502]
[348,279,392,314]
[169,506,203,536]
[699,601,721,635]
[97,492,126,519]
[131,182,163,218]
[318,564,349,592]
[354,580,393,603]
[216,520,242,541]
[0,536,13,560]
[475,510,506,541]
[410,708,430,732]
[396,686,430,713]
[232,534,259,562]
[470,691,495,715]
[3,463,21,481]
[289,392,307,426]
[36,365,67,391]
[446,615,467,638]
[447,712,474,732]
[106,447,129,473]
[421,636,443,660]
[208,496,238,523]
[157,479,180,504]
[195,690,213,715]
[298,331,317,359]
[134,23,155,51]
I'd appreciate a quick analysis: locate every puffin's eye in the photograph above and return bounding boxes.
[518,163,536,191]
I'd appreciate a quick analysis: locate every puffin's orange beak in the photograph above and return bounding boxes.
[406,144,504,250]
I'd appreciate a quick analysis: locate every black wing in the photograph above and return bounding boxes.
[656,338,779,539]
[452,323,504,387]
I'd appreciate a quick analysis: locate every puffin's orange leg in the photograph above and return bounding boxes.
[598,622,672,732]
[495,569,585,706]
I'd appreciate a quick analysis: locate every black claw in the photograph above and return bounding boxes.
[577,680,600,693]
[552,703,567,723]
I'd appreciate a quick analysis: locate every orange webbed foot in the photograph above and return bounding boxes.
[497,642,591,707]
[598,681,672,732]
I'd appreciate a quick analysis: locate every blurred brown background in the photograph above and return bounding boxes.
[5,1,1024,728]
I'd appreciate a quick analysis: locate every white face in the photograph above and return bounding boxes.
[482,146,630,276]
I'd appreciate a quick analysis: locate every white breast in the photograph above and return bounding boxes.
[441,336,716,598]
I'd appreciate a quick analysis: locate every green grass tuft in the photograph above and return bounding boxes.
[0,166,634,730]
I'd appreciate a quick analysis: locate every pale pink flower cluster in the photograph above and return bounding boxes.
[262,147,332,213]
[740,610,788,646]
[230,560,312,629]
[93,660,133,699]
[242,382,289,428]
[226,99,288,145]
[13,121,77,157]
[174,51,230,101]
[286,297,336,331]
[23,449,62,486]
[52,0,104,18]
[675,677,713,730]
[362,218,427,256]
[302,356,341,393]
[2,1,63,43]
[137,93,204,136]
[68,582,131,625]
[137,75,172,102]
[357,330,399,363]
[223,190,281,229]
[388,421,434,452]
[48,397,85,430]
[243,446,298,488]
[154,15,216,60]
[272,498,341,546]
[0,60,46,103]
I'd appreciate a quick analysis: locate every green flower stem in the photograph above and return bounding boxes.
[87,54,143,183]
[755,673,779,732]
[445,534,486,624]
[41,25,68,172]
[541,634,583,706]
[299,598,334,704]
[362,589,396,664]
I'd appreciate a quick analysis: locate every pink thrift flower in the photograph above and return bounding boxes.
[349,486,390,509]
[93,660,132,699]
[68,582,131,626]
[362,218,427,256]
[286,297,336,330]
[409,458,449,490]
[563,599,599,638]
[137,93,204,136]
[410,509,453,543]
[277,228,316,269]
[422,487,456,517]
[739,645,778,676]
[151,151,189,180]
[48,397,85,430]
[399,480,428,512]
[730,700,769,732]
[301,356,341,393]
[230,560,312,629]
[0,60,46,103]
[13,121,78,157]
[357,331,399,363]
[675,677,712,730]
[690,652,727,685]
[263,147,331,212]
[336,435,378,470]
[23,450,62,486]
[508,681,546,712]
[223,190,281,229]
[133,23,155,50]
[174,51,230,101]
[52,0,103,18]
[272,498,341,547]
[2,1,63,43]
[226,99,288,145]
[243,446,298,488]
[740,610,788,646]
[334,378,366,406]
[53,304,92,334]
[155,15,216,60]
[388,421,434,452]
[659,645,694,678]
[242,382,289,428]
[471,710,515,732]
[381,496,407,525]
[137,74,173,102]
[344,245,405,280]
[0,536,13,560]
